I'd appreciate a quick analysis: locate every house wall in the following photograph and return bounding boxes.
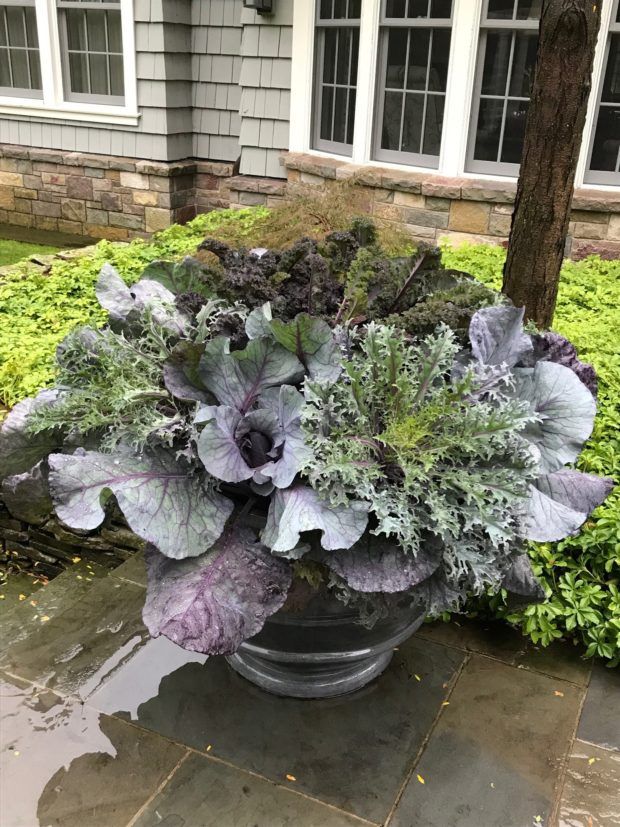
[238,5,292,179]
[0,0,196,161]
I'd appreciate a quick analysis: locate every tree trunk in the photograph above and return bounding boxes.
[502,0,601,329]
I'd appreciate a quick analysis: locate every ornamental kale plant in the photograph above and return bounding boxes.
[0,226,612,657]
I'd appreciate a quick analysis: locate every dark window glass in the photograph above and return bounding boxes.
[430,0,452,17]
[487,0,515,19]
[602,33,619,103]
[423,94,445,154]
[508,31,537,97]
[319,0,332,18]
[406,29,430,90]
[382,90,403,150]
[516,0,542,19]
[385,28,408,88]
[501,99,528,162]
[401,93,424,152]
[588,32,620,178]
[474,98,504,161]
[480,31,511,95]
[386,0,407,17]
[408,0,429,18]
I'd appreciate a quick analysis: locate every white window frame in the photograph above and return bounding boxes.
[0,0,138,125]
[291,0,619,190]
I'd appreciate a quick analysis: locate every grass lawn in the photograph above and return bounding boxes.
[0,238,60,267]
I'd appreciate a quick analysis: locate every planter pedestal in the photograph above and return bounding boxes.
[226,594,425,699]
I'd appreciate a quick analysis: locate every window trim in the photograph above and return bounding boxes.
[291,0,619,190]
[0,0,138,125]
[583,0,620,185]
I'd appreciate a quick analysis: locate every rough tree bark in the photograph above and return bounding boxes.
[502,0,601,328]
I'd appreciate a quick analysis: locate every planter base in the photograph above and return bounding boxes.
[226,648,394,699]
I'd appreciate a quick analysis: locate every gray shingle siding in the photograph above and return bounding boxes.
[191,0,243,163]
[0,0,291,172]
[239,6,292,178]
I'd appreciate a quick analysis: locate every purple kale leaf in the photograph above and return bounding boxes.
[143,526,292,655]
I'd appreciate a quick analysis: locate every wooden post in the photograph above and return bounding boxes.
[502,0,601,329]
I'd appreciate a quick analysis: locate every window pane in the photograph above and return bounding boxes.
[381,90,404,150]
[333,86,348,141]
[401,92,424,153]
[336,27,352,84]
[107,9,122,52]
[590,105,620,171]
[28,48,40,87]
[347,87,356,143]
[0,11,6,48]
[481,31,511,96]
[508,31,537,97]
[66,9,87,51]
[6,7,25,47]
[516,0,542,20]
[0,49,10,85]
[408,0,429,18]
[348,0,361,17]
[501,99,528,162]
[350,27,359,83]
[423,94,445,154]
[319,0,332,19]
[430,0,452,17]
[24,6,38,47]
[9,48,28,86]
[429,27,450,90]
[69,50,89,93]
[333,0,346,19]
[386,0,407,17]
[323,27,336,83]
[406,29,429,90]
[89,51,108,94]
[385,28,408,89]
[602,34,619,103]
[109,51,123,95]
[474,97,504,161]
[86,9,106,52]
[487,0,515,19]
[320,84,334,140]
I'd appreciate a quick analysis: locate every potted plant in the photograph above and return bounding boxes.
[0,223,612,698]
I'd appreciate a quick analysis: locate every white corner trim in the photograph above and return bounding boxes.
[289,0,315,153]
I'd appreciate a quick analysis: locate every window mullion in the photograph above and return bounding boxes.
[440,0,483,175]
[35,0,59,105]
[351,0,381,163]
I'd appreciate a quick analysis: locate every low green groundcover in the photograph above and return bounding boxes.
[0,208,617,664]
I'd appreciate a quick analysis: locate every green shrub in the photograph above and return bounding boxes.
[0,209,267,406]
[442,242,620,665]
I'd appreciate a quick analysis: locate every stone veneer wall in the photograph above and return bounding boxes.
[0,144,236,241]
[281,153,620,260]
[2,142,620,257]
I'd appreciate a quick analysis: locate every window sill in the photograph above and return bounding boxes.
[0,98,140,127]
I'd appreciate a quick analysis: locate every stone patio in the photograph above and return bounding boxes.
[1,554,618,827]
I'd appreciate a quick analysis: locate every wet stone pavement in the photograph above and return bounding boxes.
[0,554,618,827]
